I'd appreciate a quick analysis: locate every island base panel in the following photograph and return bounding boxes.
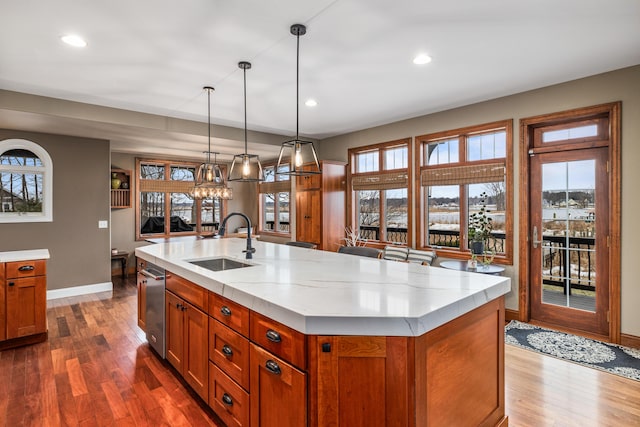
[309,297,507,427]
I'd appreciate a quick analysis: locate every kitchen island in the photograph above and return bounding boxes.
[136,238,510,427]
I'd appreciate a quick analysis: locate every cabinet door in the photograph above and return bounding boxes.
[165,291,185,371]
[296,173,321,191]
[296,190,321,246]
[137,272,147,331]
[0,263,5,341]
[309,336,411,427]
[250,344,306,427]
[6,276,47,339]
[183,300,209,400]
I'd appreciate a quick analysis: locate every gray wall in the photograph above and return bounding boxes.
[0,129,111,290]
[319,65,640,337]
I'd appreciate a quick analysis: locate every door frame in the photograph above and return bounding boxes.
[518,102,621,342]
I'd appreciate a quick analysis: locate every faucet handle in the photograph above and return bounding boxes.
[243,247,256,254]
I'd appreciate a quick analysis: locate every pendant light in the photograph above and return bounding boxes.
[276,23,322,176]
[191,86,233,200]
[228,61,264,182]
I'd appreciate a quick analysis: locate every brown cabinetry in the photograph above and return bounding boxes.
[0,259,48,350]
[151,264,505,427]
[307,297,507,427]
[208,293,251,427]
[308,336,411,427]
[165,274,208,400]
[250,343,307,427]
[110,168,131,208]
[136,259,147,331]
[295,161,345,251]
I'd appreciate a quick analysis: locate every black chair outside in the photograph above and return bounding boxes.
[337,246,382,258]
[285,241,318,249]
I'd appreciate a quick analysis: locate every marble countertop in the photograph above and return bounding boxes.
[135,238,510,337]
[0,249,50,262]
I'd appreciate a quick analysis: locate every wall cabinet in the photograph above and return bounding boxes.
[165,273,209,401]
[0,259,48,349]
[110,168,131,208]
[295,161,345,251]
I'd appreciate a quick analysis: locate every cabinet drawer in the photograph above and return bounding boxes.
[209,293,249,337]
[250,311,306,369]
[6,260,46,279]
[209,318,250,390]
[166,273,207,311]
[209,363,250,427]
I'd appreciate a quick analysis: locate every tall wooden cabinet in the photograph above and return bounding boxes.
[295,161,346,251]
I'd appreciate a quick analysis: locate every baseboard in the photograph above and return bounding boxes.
[47,282,113,300]
[620,333,640,349]
[505,309,519,322]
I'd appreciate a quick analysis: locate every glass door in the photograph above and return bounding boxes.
[529,148,609,335]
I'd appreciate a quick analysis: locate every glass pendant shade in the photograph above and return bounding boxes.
[276,24,322,177]
[276,139,321,175]
[229,153,264,182]
[191,86,232,199]
[228,61,265,182]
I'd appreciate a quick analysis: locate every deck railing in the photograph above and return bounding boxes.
[540,235,596,292]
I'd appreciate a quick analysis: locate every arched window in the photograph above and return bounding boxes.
[0,139,53,222]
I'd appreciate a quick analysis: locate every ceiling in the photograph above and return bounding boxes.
[1,0,639,161]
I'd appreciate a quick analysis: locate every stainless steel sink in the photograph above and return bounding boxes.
[188,257,253,272]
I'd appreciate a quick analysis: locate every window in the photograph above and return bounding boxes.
[348,138,411,245]
[416,120,513,263]
[0,139,53,223]
[258,163,291,235]
[135,158,226,240]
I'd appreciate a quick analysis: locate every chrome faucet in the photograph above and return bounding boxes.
[217,212,256,259]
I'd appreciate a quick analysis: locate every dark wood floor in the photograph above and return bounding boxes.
[1,276,639,426]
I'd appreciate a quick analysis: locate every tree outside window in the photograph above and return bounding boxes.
[349,138,411,245]
[258,164,291,235]
[0,139,53,223]
[416,120,513,263]
[136,158,226,239]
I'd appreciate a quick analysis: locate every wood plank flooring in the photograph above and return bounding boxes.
[0,277,223,427]
[1,276,639,426]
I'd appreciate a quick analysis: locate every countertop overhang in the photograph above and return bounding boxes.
[0,249,50,262]
[135,238,510,337]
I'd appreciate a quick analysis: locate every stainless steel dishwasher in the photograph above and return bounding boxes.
[140,262,166,358]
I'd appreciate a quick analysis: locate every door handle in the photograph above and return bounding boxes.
[532,226,544,248]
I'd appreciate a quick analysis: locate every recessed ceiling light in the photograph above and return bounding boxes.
[61,34,87,48]
[305,99,318,107]
[413,54,432,65]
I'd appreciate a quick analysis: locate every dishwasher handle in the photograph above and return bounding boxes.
[140,269,165,281]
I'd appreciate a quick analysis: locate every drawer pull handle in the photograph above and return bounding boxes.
[18,265,35,271]
[266,329,281,343]
[8,281,15,287]
[222,393,233,406]
[265,360,281,375]
[221,345,233,357]
[220,306,232,317]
